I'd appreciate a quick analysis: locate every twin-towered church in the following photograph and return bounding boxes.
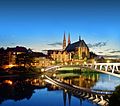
[47,33,90,62]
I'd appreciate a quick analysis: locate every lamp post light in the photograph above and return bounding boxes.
[52,61,55,64]
[94,61,96,64]
[107,60,110,63]
[53,73,56,77]
[41,75,44,78]
[84,61,87,65]
[41,68,45,72]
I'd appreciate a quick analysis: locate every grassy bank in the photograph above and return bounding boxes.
[56,66,100,79]
[57,66,99,74]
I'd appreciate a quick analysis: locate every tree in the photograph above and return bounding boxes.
[16,53,34,67]
[109,85,120,106]
[0,48,7,66]
[73,54,79,59]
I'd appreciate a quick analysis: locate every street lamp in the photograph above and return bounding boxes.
[84,61,87,65]
[53,73,56,77]
[94,61,96,64]
[41,68,44,72]
[107,60,110,63]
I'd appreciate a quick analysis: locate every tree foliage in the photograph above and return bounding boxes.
[16,53,34,67]
[109,85,120,106]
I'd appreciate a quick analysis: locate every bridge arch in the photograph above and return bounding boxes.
[43,65,118,106]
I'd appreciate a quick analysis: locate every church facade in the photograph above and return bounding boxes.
[47,33,90,62]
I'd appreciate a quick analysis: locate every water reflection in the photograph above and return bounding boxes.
[0,76,97,106]
[63,90,73,106]
[62,89,96,106]
[0,77,46,104]
[57,73,99,89]
[0,72,118,106]
[57,71,120,91]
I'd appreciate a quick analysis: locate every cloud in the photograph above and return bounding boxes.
[109,50,120,54]
[103,55,120,59]
[48,42,62,47]
[87,42,107,48]
[104,49,112,51]
[98,52,104,54]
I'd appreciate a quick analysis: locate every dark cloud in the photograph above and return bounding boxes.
[103,55,120,59]
[109,50,120,54]
[48,42,62,47]
[87,42,107,48]
[98,52,104,54]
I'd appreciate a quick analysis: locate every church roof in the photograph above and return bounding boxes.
[65,40,89,52]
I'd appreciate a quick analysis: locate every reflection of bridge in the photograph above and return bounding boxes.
[44,75,113,106]
[84,63,120,73]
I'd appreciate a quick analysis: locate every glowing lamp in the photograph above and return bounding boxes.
[53,73,56,77]
[41,68,44,72]
[107,60,110,63]
[84,61,87,65]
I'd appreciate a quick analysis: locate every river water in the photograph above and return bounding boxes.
[0,71,120,106]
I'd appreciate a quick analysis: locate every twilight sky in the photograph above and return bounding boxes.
[0,0,120,58]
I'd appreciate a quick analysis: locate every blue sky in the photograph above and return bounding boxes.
[0,0,120,58]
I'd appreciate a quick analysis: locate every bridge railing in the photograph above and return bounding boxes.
[83,62,120,73]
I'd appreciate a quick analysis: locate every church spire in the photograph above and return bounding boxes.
[68,33,71,45]
[63,32,66,50]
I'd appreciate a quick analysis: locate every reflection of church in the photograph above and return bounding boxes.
[48,33,90,62]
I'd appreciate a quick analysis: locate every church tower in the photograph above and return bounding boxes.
[68,33,71,45]
[63,32,66,50]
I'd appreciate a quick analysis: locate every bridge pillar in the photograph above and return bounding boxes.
[112,65,115,73]
[105,65,108,72]
[116,65,119,72]
[95,65,97,69]
[100,65,103,70]
[109,65,112,70]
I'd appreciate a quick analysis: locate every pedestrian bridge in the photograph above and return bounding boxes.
[83,63,120,73]
[44,63,120,74]
[44,75,113,106]
[43,63,120,106]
